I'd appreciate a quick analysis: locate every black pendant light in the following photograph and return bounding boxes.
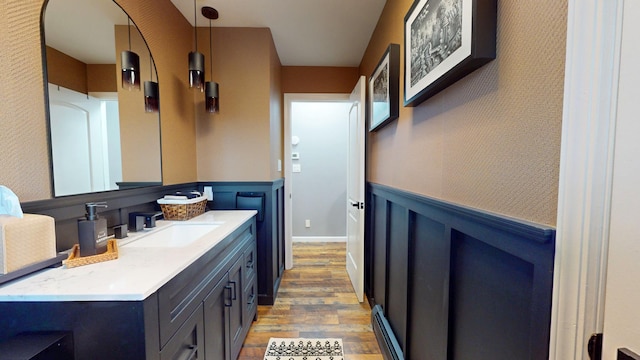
[189,0,205,91]
[144,55,159,113]
[203,6,219,113]
[121,17,140,90]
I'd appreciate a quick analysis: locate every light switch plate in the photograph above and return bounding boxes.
[292,164,301,173]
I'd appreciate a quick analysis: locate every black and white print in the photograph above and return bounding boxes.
[410,0,463,87]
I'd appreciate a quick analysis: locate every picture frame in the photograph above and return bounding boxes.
[404,0,497,107]
[369,44,400,131]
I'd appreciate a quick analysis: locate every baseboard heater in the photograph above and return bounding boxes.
[371,305,404,360]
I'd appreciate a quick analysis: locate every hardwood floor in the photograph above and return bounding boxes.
[238,242,383,360]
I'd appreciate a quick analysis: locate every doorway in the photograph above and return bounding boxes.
[283,94,351,270]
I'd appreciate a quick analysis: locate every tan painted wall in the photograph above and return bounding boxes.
[360,0,566,226]
[114,24,161,182]
[269,34,283,180]
[0,0,197,201]
[45,46,88,93]
[1,1,53,201]
[195,27,282,181]
[87,64,117,93]
[46,47,117,94]
[282,67,359,94]
[116,0,197,186]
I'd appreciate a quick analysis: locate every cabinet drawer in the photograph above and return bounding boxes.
[160,305,204,360]
[244,274,257,322]
[243,241,256,283]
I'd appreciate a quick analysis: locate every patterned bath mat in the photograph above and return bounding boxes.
[264,338,344,360]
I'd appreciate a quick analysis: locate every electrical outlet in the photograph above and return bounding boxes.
[305,219,311,228]
[204,186,213,201]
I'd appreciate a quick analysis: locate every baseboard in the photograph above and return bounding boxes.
[292,236,347,243]
[372,305,404,360]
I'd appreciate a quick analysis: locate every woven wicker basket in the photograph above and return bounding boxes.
[159,198,207,221]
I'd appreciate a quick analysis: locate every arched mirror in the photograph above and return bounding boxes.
[43,0,162,197]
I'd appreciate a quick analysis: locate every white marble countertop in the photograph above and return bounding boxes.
[0,210,256,302]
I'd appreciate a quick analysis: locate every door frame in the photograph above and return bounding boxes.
[550,0,623,358]
[283,93,351,270]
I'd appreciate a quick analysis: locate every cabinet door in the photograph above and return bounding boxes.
[160,305,204,360]
[228,256,245,360]
[203,274,231,360]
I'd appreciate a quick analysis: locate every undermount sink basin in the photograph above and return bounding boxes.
[125,223,220,248]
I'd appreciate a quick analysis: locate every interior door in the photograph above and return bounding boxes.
[346,76,366,303]
[601,0,640,356]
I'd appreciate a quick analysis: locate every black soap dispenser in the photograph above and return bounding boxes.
[78,202,109,257]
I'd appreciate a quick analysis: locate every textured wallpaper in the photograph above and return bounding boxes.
[0,0,52,201]
[0,0,198,202]
[364,0,567,226]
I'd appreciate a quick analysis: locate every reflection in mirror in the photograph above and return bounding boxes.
[44,0,162,197]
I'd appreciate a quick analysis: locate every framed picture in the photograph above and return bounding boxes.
[369,44,400,131]
[404,0,497,107]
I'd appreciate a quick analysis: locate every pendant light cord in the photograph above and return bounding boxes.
[193,0,198,51]
[209,18,213,80]
[127,17,132,51]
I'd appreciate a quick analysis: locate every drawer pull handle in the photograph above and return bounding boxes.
[184,345,198,360]
[224,286,232,307]
[246,260,254,269]
[229,280,237,301]
[247,293,255,305]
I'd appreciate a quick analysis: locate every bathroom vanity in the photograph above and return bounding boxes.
[0,210,257,360]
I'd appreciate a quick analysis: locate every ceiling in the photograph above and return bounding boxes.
[44,0,387,68]
[170,0,386,67]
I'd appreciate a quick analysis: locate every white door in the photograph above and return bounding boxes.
[551,2,640,359]
[49,102,93,196]
[601,0,640,356]
[346,76,366,303]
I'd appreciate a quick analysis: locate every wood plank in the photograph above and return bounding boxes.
[238,242,383,360]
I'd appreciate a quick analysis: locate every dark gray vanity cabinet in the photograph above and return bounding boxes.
[204,276,232,360]
[202,180,285,305]
[203,236,257,360]
[0,216,257,360]
[160,218,257,360]
[160,305,204,360]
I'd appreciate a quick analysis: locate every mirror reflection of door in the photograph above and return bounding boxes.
[49,85,122,196]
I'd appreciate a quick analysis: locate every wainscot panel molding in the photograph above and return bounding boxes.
[366,182,556,360]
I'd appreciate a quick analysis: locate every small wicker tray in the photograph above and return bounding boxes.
[159,198,207,221]
[63,239,119,268]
